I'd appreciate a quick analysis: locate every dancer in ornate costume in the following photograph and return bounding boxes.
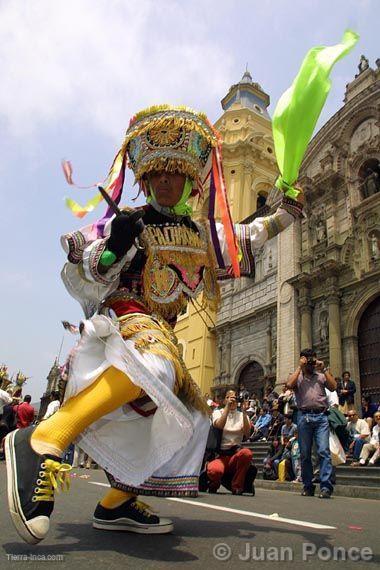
[5,31,358,545]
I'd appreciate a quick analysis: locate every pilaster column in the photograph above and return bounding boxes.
[224,327,232,378]
[276,222,301,382]
[242,163,254,219]
[298,285,313,349]
[266,312,272,368]
[215,338,223,377]
[218,332,225,375]
[327,280,343,377]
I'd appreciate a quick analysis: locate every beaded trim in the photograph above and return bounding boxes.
[280,196,304,219]
[107,472,199,497]
[87,239,110,285]
[65,231,86,264]
[235,223,255,278]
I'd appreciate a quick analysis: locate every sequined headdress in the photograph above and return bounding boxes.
[125,105,217,193]
[63,104,240,276]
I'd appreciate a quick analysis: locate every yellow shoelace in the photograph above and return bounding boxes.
[32,459,72,502]
[133,500,157,517]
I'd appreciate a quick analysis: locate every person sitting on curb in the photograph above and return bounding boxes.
[347,410,370,462]
[289,429,302,482]
[352,412,380,466]
[263,438,284,480]
[361,396,379,430]
[267,403,284,439]
[281,413,297,444]
[249,406,272,442]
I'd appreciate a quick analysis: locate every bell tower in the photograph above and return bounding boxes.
[215,70,278,221]
[178,71,279,397]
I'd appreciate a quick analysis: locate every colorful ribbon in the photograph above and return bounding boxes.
[210,145,240,278]
[63,147,126,235]
[272,29,359,200]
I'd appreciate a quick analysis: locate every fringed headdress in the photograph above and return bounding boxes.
[63,104,240,277]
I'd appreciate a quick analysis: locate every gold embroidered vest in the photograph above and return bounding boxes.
[140,221,220,320]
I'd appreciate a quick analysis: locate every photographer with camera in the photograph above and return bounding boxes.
[207,390,253,495]
[287,348,337,498]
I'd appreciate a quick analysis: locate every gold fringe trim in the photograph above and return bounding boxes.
[125,113,217,147]
[134,156,199,182]
[119,314,209,415]
[133,104,209,123]
[144,293,188,322]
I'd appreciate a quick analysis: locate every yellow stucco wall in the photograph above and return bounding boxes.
[175,82,278,395]
[175,298,216,396]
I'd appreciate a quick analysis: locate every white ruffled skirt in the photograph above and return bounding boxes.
[63,315,210,496]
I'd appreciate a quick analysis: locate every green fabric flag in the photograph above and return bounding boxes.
[272,30,359,200]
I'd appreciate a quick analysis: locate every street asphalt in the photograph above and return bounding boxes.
[0,463,379,569]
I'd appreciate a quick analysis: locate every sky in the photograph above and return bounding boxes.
[0,0,377,402]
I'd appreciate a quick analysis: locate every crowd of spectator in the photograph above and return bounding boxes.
[204,364,380,496]
[1,368,379,495]
[0,388,96,468]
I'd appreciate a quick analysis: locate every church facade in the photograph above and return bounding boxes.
[294,57,380,403]
[212,57,380,404]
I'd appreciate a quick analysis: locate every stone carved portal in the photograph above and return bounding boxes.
[358,296,380,399]
[238,361,265,399]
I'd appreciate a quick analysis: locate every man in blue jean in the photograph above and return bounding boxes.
[287,349,337,498]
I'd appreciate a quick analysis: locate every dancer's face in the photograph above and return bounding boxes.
[147,171,186,207]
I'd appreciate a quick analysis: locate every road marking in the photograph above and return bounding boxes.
[167,498,336,530]
[88,482,335,530]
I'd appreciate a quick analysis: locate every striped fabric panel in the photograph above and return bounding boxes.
[234,223,255,278]
[107,473,199,497]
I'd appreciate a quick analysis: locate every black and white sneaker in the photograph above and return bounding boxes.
[93,498,174,534]
[5,427,71,544]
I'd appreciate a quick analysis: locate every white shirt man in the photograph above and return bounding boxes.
[325,388,339,408]
[356,415,380,466]
[347,415,370,441]
[43,400,61,420]
[0,388,12,415]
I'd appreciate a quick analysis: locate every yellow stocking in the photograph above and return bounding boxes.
[31,366,141,457]
[100,488,136,509]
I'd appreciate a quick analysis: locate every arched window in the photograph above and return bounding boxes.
[177,340,186,360]
[358,296,380,400]
[238,361,265,399]
[256,191,268,210]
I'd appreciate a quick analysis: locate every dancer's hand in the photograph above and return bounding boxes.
[107,210,145,258]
